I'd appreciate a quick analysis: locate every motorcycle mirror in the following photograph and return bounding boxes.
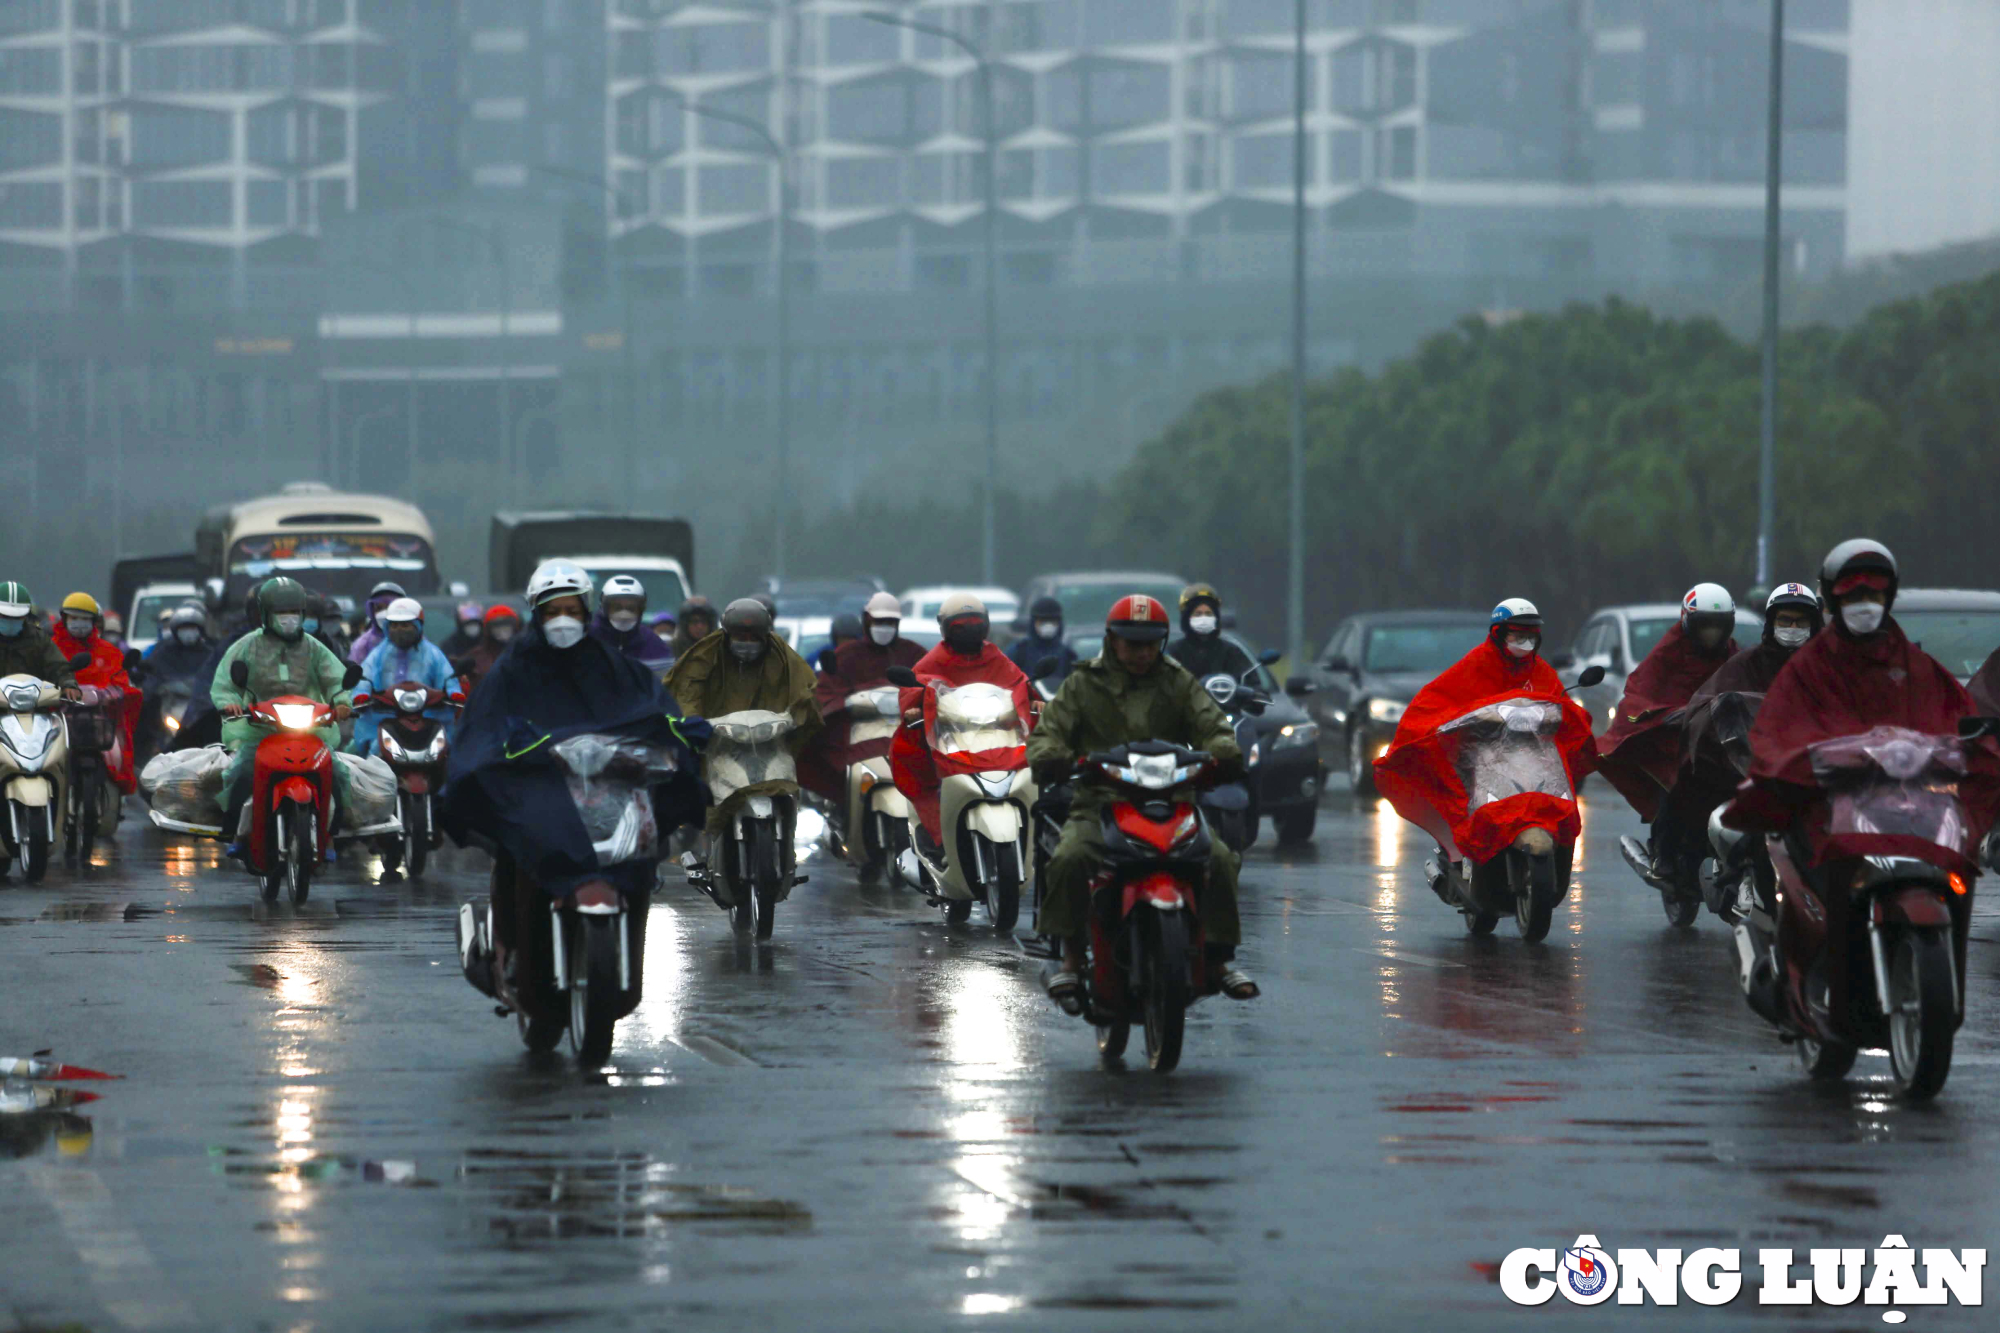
[341,662,365,689]
[229,659,251,689]
[1257,648,1282,666]
[1958,716,1998,741]
[352,693,372,710]
[122,648,144,675]
[1575,664,1607,688]
[66,652,92,672]
[1284,675,1315,697]
[885,666,920,688]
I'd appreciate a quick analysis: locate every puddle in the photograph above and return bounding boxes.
[37,901,161,922]
[209,1145,434,1188]
[0,1109,93,1159]
[459,1149,810,1239]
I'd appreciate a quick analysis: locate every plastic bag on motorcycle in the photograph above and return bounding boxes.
[553,732,682,863]
[1806,726,1979,869]
[333,752,401,831]
[138,745,232,826]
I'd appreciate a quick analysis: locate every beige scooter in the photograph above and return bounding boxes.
[0,669,80,884]
[840,685,916,883]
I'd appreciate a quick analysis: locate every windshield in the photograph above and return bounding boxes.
[226,532,439,603]
[1439,699,1572,810]
[577,565,688,612]
[1898,608,2000,678]
[1047,579,1185,627]
[1364,623,1484,675]
[704,709,799,802]
[932,682,1026,755]
[1809,727,1973,858]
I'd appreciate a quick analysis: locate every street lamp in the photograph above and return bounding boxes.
[861,8,1000,586]
[1756,0,1785,590]
[1288,0,1309,670]
[426,214,515,505]
[533,164,642,495]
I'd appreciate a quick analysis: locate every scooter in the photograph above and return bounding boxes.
[682,711,804,939]
[1683,690,1766,924]
[1723,722,1987,1100]
[354,680,462,878]
[1194,664,1271,853]
[839,685,914,883]
[223,657,363,906]
[61,684,126,869]
[0,656,88,884]
[1059,740,1228,1073]
[887,668,1037,930]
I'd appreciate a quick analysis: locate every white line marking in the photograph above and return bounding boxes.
[22,1161,196,1329]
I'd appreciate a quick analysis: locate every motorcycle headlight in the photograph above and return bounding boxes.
[162,714,180,732]
[394,688,428,714]
[1272,721,1320,750]
[271,703,317,732]
[1367,698,1406,724]
[1245,742,1261,768]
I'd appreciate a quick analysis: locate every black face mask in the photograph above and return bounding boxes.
[944,624,987,654]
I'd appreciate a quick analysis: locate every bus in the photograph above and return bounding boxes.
[197,483,442,608]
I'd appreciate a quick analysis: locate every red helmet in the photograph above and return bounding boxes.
[1105,594,1171,643]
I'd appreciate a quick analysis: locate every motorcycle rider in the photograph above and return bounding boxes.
[347,579,407,664]
[1030,595,1255,1007]
[171,587,265,750]
[671,595,718,658]
[1687,583,1822,706]
[1167,583,1256,682]
[51,594,140,798]
[99,612,125,651]
[464,604,521,693]
[590,575,675,676]
[212,577,355,848]
[890,594,1032,856]
[665,598,822,835]
[1005,595,1077,684]
[144,604,211,673]
[1598,582,1739,878]
[0,582,81,698]
[441,600,486,659]
[816,612,861,674]
[1723,540,2000,1020]
[804,592,924,805]
[353,598,459,757]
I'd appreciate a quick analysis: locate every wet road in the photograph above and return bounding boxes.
[5,786,2000,1331]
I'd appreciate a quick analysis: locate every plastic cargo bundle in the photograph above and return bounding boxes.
[139,745,231,829]
[553,733,679,863]
[333,752,401,834]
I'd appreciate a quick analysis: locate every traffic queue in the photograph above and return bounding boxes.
[3,534,1999,1096]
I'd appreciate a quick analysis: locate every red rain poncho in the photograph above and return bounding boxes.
[51,624,139,794]
[1373,637,1597,863]
[1726,617,2000,870]
[889,642,1032,840]
[800,635,925,802]
[1595,621,1734,821]
[1969,646,2000,718]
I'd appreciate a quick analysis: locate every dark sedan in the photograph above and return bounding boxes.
[1296,609,1492,795]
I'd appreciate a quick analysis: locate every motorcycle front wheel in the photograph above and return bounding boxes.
[1887,929,1956,1100]
[403,794,429,879]
[285,801,314,907]
[259,810,284,903]
[1511,852,1554,943]
[19,822,49,884]
[1659,886,1700,928]
[1796,1033,1857,1082]
[1097,1019,1131,1061]
[569,916,620,1067]
[1140,911,1190,1073]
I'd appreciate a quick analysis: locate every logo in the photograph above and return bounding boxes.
[1131,599,1152,621]
[1559,1238,1617,1304]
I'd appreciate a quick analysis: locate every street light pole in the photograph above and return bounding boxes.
[1288,0,1308,670]
[1756,0,1784,590]
[863,9,999,585]
[534,164,641,495]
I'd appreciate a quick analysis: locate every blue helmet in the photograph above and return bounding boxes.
[1490,597,1543,630]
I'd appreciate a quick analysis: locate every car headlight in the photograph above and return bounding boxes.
[1367,698,1406,724]
[1272,722,1319,750]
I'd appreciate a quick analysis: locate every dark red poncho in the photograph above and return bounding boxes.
[1374,638,1597,863]
[889,642,1032,839]
[800,635,925,801]
[1595,622,1734,821]
[1726,618,2000,871]
[1969,645,2000,718]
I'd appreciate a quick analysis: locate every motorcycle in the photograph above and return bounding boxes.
[1723,723,1988,1100]
[354,680,462,878]
[0,656,89,884]
[886,667,1038,930]
[458,732,680,1065]
[143,677,195,763]
[1682,690,1767,924]
[682,710,804,939]
[1059,740,1228,1073]
[62,684,127,869]
[839,685,915,883]
[221,657,364,906]
[1195,665,1271,853]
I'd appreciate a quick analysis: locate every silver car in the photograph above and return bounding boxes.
[1556,603,1762,735]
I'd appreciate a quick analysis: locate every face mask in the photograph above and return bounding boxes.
[64,616,94,640]
[1773,626,1810,649]
[543,616,585,650]
[461,623,482,641]
[729,638,764,664]
[609,612,640,633]
[945,627,986,654]
[176,626,201,647]
[389,628,421,649]
[302,618,319,635]
[869,624,896,647]
[1693,624,1727,649]
[0,617,23,639]
[272,614,303,638]
[1504,634,1537,659]
[373,611,388,630]
[491,623,516,644]
[1187,612,1218,636]
[1842,602,1885,636]
[1034,620,1060,640]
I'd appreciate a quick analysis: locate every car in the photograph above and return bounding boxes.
[125,581,200,654]
[1017,570,1189,631]
[899,585,1021,632]
[779,616,941,667]
[1067,627,1325,842]
[1889,588,2000,682]
[1556,603,1765,736]
[760,575,885,619]
[1296,609,1492,795]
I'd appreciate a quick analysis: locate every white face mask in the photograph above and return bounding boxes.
[1504,634,1537,658]
[462,622,482,641]
[869,623,897,647]
[1773,626,1811,649]
[1034,620,1060,640]
[608,612,640,633]
[176,626,202,647]
[543,615,585,650]
[1842,602,1885,636]
[490,623,516,644]
[64,616,94,639]
[1187,613,1219,636]
[271,614,303,638]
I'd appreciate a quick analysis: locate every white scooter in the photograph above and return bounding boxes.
[840,685,916,883]
[682,710,806,939]
[886,668,1037,929]
[0,660,88,884]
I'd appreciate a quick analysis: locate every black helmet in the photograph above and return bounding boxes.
[1178,582,1221,630]
[830,611,862,643]
[1028,595,1062,624]
[721,597,773,636]
[1819,539,1898,611]
[368,580,407,601]
[750,591,778,618]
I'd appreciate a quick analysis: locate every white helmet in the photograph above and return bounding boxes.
[383,596,424,625]
[525,559,593,608]
[1681,582,1736,620]
[937,591,988,625]
[601,574,645,603]
[863,591,901,621]
[1489,597,1542,630]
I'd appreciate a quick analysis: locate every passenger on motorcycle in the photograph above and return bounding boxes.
[441,600,486,659]
[670,596,717,659]
[347,579,407,664]
[51,592,140,795]
[353,598,459,757]
[1689,583,1821,705]
[144,604,211,674]
[0,581,81,697]
[890,594,1033,853]
[463,605,520,694]
[816,612,861,674]
[664,597,822,835]
[805,592,924,804]
[1167,583,1256,682]
[441,559,708,1029]
[212,577,355,846]
[99,612,124,650]
[589,575,676,677]
[1029,594,1256,1008]
[1005,595,1078,684]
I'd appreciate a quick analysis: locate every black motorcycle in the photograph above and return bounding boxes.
[1194,665,1269,853]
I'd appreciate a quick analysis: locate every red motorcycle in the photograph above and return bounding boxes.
[226,658,361,906]
[1060,740,1226,1073]
[354,680,461,878]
